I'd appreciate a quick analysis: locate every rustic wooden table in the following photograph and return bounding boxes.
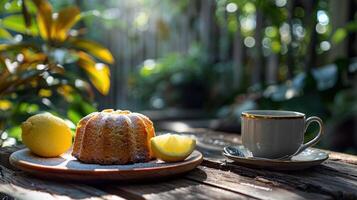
[1,129,357,200]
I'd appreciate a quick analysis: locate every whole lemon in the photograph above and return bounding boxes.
[21,113,72,157]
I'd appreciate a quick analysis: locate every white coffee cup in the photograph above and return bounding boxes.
[241,110,323,159]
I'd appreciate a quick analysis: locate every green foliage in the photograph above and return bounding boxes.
[332,20,357,44]
[0,0,115,146]
[0,28,12,39]
[130,45,210,109]
[130,45,237,110]
[127,0,356,111]
[1,14,39,35]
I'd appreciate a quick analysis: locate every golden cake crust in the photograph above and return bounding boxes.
[72,109,155,165]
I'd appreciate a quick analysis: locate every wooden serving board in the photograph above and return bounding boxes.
[9,148,203,182]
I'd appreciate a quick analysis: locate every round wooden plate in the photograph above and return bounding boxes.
[9,149,203,182]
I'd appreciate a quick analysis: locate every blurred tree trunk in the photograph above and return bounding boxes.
[286,0,295,79]
[304,0,318,72]
[266,54,278,84]
[219,11,229,61]
[118,29,128,108]
[252,9,264,86]
[329,0,349,62]
[199,0,219,63]
[181,12,190,54]
[347,0,356,58]
[190,0,200,42]
[233,17,244,90]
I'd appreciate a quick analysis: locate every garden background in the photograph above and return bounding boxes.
[0,0,356,153]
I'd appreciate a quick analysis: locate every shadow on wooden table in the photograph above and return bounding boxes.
[203,159,357,199]
[0,165,112,199]
[92,169,210,200]
[1,145,209,199]
[0,192,15,200]
[2,164,208,199]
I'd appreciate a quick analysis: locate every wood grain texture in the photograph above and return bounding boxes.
[98,179,252,200]
[0,145,23,169]
[201,159,357,199]
[0,165,124,200]
[322,149,357,165]
[185,166,331,200]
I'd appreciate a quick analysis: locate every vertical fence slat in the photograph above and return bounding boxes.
[252,9,264,85]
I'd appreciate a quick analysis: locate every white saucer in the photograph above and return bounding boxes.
[223,145,329,171]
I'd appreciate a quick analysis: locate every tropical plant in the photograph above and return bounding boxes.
[0,0,114,146]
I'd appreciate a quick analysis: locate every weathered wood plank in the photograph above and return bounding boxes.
[185,166,331,200]
[323,149,357,165]
[98,179,252,200]
[0,145,24,170]
[322,160,357,178]
[201,160,357,199]
[0,166,124,200]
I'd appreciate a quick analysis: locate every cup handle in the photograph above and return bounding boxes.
[294,116,324,155]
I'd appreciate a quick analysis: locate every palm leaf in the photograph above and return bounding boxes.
[0,28,12,39]
[32,0,53,40]
[51,6,80,41]
[21,49,47,63]
[77,51,110,95]
[0,0,36,14]
[22,0,32,28]
[1,15,38,35]
[70,38,114,64]
[0,56,9,84]
[0,44,8,51]
[0,43,40,53]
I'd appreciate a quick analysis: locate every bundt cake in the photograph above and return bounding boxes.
[72,109,155,165]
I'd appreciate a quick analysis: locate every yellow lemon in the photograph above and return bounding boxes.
[151,134,196,162]
[21,113,72,157]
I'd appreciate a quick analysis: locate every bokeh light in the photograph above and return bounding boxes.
[244,36,255,48]
[226,3,238,13]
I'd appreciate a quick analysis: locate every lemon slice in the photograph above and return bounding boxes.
[151,134,196,162]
